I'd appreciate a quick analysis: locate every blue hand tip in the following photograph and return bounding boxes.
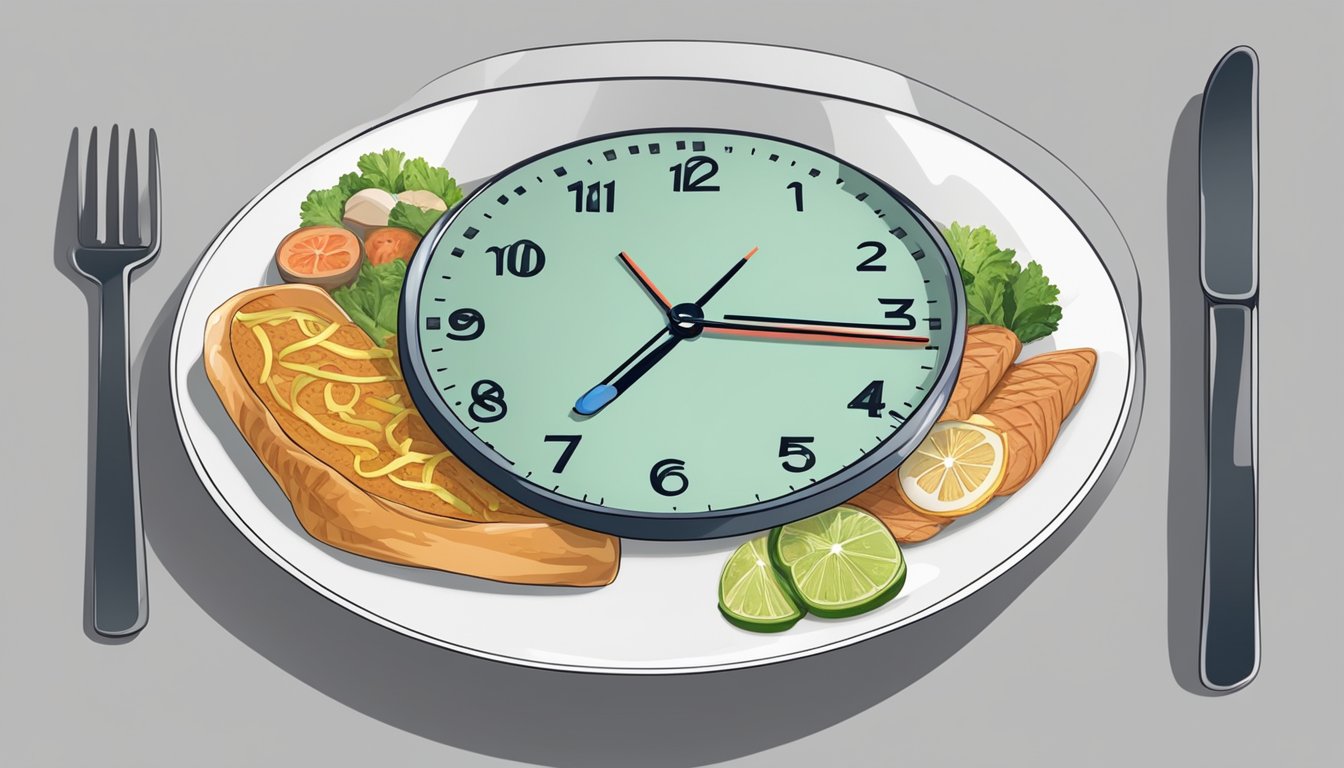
[575,384,618,415]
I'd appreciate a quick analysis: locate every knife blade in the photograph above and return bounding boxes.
[1198,45,1259,692]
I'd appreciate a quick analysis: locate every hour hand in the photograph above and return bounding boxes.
[574,329,681,415]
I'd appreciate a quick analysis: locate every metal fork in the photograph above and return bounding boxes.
[71,126,160,637]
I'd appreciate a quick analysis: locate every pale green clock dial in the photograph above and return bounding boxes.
[400,129,962,539]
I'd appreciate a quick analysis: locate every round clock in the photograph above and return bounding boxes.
[400,127,964,539]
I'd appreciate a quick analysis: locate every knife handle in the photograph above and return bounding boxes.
[1200,304,1259,690]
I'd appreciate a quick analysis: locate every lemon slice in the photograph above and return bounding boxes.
[718,537,805,632]
[896,420,1007,517]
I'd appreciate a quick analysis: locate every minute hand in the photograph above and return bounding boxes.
[696,314,929,345]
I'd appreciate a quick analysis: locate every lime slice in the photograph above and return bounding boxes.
[769,505,907,618]
[718,536,805,633]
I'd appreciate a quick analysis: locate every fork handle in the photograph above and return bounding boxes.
[92,271,148,636]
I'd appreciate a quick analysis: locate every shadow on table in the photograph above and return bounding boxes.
[1165,94,1224,697]
[132,269,1129,768]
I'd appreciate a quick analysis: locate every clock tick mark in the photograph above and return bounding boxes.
[692,140,705,151]
[648,143,660,154]
[754,493,761,501]
[928,318,943,330]
[553,166,567,177]
[426,317,441,330]
[855,192,869,201]
[435,367,446,373]
[891,227,907,238]
[921,365,934,371]
[514,185,526,196]
[768,153,779,162]
[525,471,532,478]
[603,149,617,161]
[724,146,733,153]
[586,158,594,165]
[676,140,686,150]
[496,195,509,205]
[627,145,639,155]
[482,212,493,219]
[911,249,925,261]
[454,401,461,406]
[433,296,446,301]
[789,160,796,166]
[430,347,442,353]
[536,175,543,183]
[808,168,820,177]
[450,247,464,257]
[463,227,478,240]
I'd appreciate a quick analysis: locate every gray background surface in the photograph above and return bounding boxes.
[2,1,1341,765]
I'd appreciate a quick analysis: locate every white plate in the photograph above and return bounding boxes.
[170,42,1142,674]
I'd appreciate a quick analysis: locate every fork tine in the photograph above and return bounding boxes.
[123,129,140,245]
[80,126,99,245]
[146,128,160,253]
[105,124,120,245]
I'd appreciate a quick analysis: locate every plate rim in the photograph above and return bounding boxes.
[169,40,1144,675]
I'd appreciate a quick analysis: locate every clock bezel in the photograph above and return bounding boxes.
[399,126,965,540]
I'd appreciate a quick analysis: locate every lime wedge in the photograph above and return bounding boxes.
[718,536,805,632]
[769,505,907,618]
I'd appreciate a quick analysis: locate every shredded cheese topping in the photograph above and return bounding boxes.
[235,307,476,516]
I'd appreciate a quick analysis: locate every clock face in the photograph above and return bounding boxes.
[400,128,963,539]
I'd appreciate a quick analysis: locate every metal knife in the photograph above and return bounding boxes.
[1198,45,1259,692]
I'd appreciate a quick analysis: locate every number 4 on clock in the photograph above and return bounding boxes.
[848,380,886,418]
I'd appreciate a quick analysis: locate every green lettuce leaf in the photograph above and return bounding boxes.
[330,259,407,346]
[965,272,1009,326]
[401,157,463,207]
[388,202,443,237]
[336,171,373,198]
[1006,261,1063,342]
[357,148,407,193]
[942,222,1063,342]
[298,187,347,228]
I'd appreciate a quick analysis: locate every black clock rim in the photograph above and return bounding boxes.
[398,126,966,541]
